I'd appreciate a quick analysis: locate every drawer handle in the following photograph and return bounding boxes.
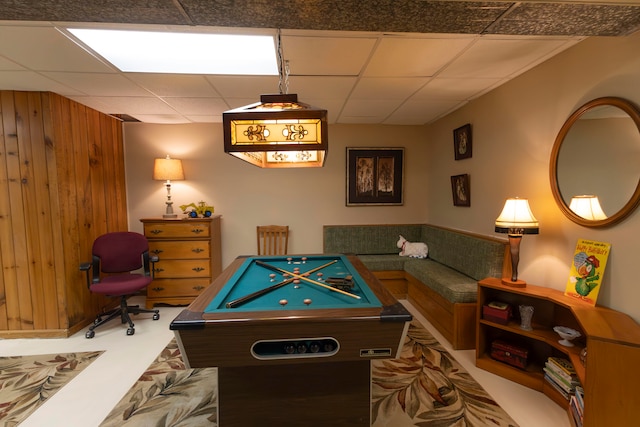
[150,229,163,235]
[153,268,165,273]
[192,248,204,253]
[152,249,163,255]
[191,228,204,234]
[193,285,205,291]
[152,287,165,292]
[192,267,206,272]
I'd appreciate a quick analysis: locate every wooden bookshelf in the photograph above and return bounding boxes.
[476,277,640,427]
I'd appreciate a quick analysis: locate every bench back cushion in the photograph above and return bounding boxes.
[323,224,423,255]
[422,225,505,280]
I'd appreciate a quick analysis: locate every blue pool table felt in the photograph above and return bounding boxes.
[205,255,382,312]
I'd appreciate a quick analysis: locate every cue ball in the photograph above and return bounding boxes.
[303,298,312,305]
[279,299,288,306]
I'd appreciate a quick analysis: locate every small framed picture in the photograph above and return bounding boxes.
[453,123,472,160]
[346,147,404,206]
[451,174,470,206]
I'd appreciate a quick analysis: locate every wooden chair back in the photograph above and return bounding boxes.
[257,225,289,255]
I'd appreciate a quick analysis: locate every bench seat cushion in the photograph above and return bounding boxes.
[356,254,407,271]
[404,259,477,304]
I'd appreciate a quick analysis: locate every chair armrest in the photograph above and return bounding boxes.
[79,261,94,289]
[150,254,159,263]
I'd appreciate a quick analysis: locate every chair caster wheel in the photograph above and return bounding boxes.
[126,327,135,335]
[153,312,160,320]
[86,330,95,339]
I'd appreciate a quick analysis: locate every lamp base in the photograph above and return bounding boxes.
[162,213,178,219]
[501,278,526,288]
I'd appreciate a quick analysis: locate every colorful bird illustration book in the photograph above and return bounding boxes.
[564,239,611,306]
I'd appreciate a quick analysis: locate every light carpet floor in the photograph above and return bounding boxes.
[99,320,517,426]
[0,351,103,426]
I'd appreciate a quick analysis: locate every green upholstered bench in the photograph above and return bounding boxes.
[323,224,509,349]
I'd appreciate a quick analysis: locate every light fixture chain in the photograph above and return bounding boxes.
[276,29,289,95]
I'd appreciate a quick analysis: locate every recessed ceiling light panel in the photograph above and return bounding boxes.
[68,28,278,75]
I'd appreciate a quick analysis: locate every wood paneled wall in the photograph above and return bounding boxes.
[0,91,128,338]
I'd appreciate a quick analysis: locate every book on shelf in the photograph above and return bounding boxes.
[574,385,585,411]
[544,374,571,400]
[570,395,584,427]
[545,359,580,386]
[544,365,575,394]
[547,356,577,378]
[544,356,582,401]
[564,238,611,306]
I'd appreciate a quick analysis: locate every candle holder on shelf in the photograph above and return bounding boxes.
[519,305,534,331]
[553,326,581,347]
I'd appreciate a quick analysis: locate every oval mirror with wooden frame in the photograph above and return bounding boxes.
[550,97,640,227]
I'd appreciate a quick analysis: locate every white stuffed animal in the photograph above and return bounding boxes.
[397,235,428,259]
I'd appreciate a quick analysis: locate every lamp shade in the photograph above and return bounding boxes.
[569,195,607,220]
[153,156,184,181]
[495,198,539,235]
[223,94,328,168]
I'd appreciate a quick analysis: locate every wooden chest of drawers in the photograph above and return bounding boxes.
[141,216,222,308]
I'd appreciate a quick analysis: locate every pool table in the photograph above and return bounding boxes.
[170,254,412,426]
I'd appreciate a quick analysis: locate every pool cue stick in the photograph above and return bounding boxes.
[255,260,361,300]
[226,277,295,308]
[226,260,338,308]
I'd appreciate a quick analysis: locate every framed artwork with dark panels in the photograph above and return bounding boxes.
[453,123,472,160]
[346,147,404,206]
[451,174,470,206]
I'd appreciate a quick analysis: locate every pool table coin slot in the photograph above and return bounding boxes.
[360,348,392,358]
[251,337,339,360]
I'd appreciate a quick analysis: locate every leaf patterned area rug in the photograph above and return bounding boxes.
[0,351,103,426]
[101,321,518,426]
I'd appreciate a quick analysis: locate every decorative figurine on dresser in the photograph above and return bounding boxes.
[140,215,222,308]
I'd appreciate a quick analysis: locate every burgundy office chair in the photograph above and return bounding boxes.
[80,231,160,338]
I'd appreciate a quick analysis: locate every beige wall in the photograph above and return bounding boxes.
[124,123,429,266]
[425,31,640,322]
[124,31,640,322]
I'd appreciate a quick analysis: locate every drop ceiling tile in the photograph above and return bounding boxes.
[298,98,345,123]
[363,36,475,77]
[222,98,263,110]
[125,73,219,97]
[282,35,377,75]
[0,26,113,72]
[341,99,404,118]
[206,75,280,98]
[42,72,151,96]
[0,70,84,94]
[286,76,356,100]
[338,116,387,124]
[413,77,502,101]
[185,114,220,123]
[74,96,177,114]
[161,97,229,115]
[350,77,429,100]
[439,37,574,79]
[387,98,465,125]
[0,56,24,70]
[66,96,115,114]
[129,114,189,124]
